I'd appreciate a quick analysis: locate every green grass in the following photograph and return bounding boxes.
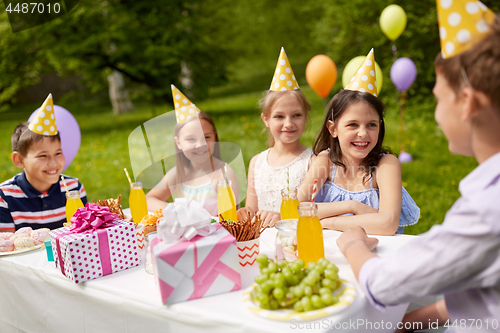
[0,79,477,235]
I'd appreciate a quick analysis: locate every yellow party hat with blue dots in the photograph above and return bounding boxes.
[437,0,495,59]
[28,93,58,136]
[171,85,200,123]
[270,47,300,91]
[345,49,378,97]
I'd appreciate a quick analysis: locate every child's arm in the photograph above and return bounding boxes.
[298,151,330,202]
[0,192,15,232]
[321,154,402,235]
[396,299,449,333]
[336,226,378,278]
[244,155,259,212]
[145,168,176,212]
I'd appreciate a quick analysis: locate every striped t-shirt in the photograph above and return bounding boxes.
[0,172,87,231]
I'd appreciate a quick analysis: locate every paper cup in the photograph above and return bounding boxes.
[237,237,260,267]
[136,223,145,249]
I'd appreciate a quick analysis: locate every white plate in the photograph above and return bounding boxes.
[242,279,356,321]
[0,244,42,256]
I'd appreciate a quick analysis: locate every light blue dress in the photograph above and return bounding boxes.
[314,164,420,234]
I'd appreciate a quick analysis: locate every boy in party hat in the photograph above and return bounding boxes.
[0,94,87,232]
[336,1,500,331]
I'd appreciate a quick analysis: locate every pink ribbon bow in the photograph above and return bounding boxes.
[69,203,117,233]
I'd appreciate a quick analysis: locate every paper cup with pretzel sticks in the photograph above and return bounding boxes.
[219,213,267,268]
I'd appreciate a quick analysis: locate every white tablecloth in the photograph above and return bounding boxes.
[0,228,420,333]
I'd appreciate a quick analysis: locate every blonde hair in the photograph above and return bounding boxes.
[259,90,311,147]
[173,112,220,195]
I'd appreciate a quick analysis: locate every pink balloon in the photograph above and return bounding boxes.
[28,105,81,171]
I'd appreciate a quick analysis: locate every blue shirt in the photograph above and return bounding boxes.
[314,164,420,234]
[0,172,87,230]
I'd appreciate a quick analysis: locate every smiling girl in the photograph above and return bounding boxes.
[146,94,238,215]
[299,50,419,235]
[242,47,313,227]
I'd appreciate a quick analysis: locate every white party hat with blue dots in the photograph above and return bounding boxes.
[270,47,300,91]
[345,49,377,97]
[171,85,200,123]
[28,93,58,136]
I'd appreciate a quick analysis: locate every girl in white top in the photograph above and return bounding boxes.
[242,47,313,227]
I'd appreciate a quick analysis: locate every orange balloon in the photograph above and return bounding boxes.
[306,55,337,99]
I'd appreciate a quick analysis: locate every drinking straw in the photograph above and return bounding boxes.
[223,163,230,186]
[311,180,318,203]
[61,175,69,194]
[124,168,132,186]
[286,167,290,199]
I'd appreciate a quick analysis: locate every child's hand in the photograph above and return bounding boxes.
[236,207,255,221]
[351,201,379,215]
[257,210,280,228]
[336,226,379,256]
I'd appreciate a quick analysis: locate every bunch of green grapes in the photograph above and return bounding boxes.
[253,254,341,312]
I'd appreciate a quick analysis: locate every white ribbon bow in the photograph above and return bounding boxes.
[157,198,216,243]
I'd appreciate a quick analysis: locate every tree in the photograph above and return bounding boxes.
[0,0,233,111]
[312,0,500,101]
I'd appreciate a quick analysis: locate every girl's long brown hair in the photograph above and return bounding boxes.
[173,112,220,196]
[313,89,391,183]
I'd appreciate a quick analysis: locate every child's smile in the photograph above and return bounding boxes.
[329,101,380,164]
[18,137,65,193]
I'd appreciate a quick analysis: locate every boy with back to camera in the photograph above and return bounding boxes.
[0,94,87,232]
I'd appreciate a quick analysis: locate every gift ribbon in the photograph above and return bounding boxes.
[54,203,117,278]
[158,198,216,243]
[155,226,241,303]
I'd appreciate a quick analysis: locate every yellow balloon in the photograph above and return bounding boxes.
[380,4,407,41]
[342,56,384,95]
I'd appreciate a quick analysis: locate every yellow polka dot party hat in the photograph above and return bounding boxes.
[28,93,58,136]
[345,49,378,97]
[437,0,495,59]
[171,84,200,123]
[270,47,300,91]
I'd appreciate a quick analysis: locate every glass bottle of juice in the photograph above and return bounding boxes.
[65,190,84,225]
[217,180,237,221]
[129,182,148,223]
[296,202,324,267]
[280,188,300,220]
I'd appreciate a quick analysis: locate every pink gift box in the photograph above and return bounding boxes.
[49,220,141,283]
[151,226,241,304]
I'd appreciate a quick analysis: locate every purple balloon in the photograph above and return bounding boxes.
[29,105,81,171]
[399,151,413,163]
[391,57,417,91]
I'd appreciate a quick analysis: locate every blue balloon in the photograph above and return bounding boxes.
[390,57,417,92]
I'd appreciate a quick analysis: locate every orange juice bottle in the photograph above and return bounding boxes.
[129,182,148,223]
[297,202,324,267]
[66,190,84,225]
[280,188,300,220]
[217,180,237,221]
